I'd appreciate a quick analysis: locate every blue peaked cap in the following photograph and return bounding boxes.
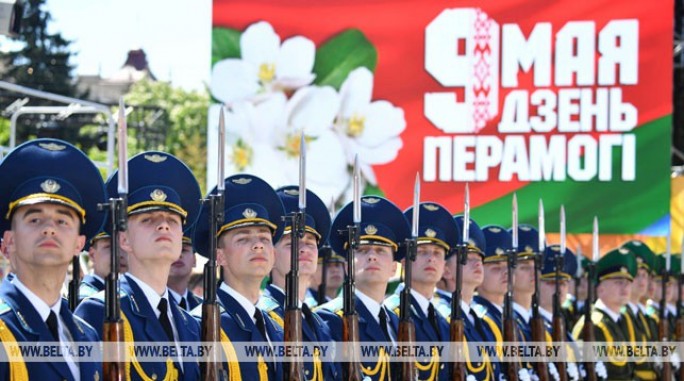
[0,138,106,240]
[482,225,513,263]
[403,202,459,254]
[106,151,201,233]
[541,244,578,280]
[509,224,541,259]
[275,186,331,248]
[329,196,410,261]
[453,215,486,258]
[194,174,285,257]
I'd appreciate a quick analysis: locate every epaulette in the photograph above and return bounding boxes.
[383,294,400,312]
[591,310,605,325]
[90,288,129,303]
[189,303,225,319]
[435,302,451,320]
[472,303,487,319]
[257,295,281,313]
[313,297,343,313]
[0,298,11,316]
[79,283,100,300]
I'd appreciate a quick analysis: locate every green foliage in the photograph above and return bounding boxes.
[124,79,210,193]
[313,29,377,90]
[212,27,242,66]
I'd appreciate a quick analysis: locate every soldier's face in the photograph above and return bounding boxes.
[514,258,536,295]
[480,261,509,296]
[5,204,85,274]
[89,238,112,277]
[273,232,319,278]
[217,226,275,281]
[597,277,631,310]
[462,253,484,289]
[169,243,196,279]
[354,244,397,288]
[411,243,446,286]
[326,262,345,289]
[630,267,649,299]
[121,211,183,266]
[539,278,569,308]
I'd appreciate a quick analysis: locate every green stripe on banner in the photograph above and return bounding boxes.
[470,116,672,234]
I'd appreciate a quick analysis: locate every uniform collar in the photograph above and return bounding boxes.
[168,288,187,305]
[11,276,61,321]
[595,298,621,322]
[538,306,553,322]
[513,302,531,323]
[356,289,382,323]
[220,282,256,320]
[125,273,168,318]
[410,288,433,316]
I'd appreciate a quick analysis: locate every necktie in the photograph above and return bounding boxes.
[157,298,174,341]
[179,297,188,311]
[46,310,59,341]
[254,309,268,339]
[301,304,319,340]
[428,303,441,338]
[378,308,392,342]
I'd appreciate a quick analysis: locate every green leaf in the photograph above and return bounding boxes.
[212,27,242,67]
[363,183,386,197]
[313,29,377,90]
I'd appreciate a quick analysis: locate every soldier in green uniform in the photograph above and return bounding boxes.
[572,247,637,380]
[619,240,658,381]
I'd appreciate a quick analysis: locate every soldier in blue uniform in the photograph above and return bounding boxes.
[257,185,339,380]
[435,215,498,381]
[167,228,203,311]
[76,151,202,380]
[193,174,285,381]
[384,202,457,381]
[572,247,637,380]
[0,138,105,380]
[510,224,539,344]
[309,251,345,304]
[315,196,410,381]
[79,229,129,302]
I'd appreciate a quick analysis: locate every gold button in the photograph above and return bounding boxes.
[151,374,157,380]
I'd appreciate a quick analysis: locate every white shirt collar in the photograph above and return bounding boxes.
[125,273,168,318]
[410,289,433,316]
[595,298,621,322]
[220,282,256,321]
[513,302,531,323]
[356,289,383,324]
[627,302,639,315]
[638,303,649,315]
[168,288,187,305]
[12,276,60,321]
[538,307,553,322]
[667,303,677,316]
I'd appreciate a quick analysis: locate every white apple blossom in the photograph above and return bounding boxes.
[210,21,316,104]
[334,67,406,185]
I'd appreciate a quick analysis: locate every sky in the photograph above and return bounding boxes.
[36,0,212,91]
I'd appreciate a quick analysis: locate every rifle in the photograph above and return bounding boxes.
[504,194,520,381]
[101,98,128,381]
[341,156,363,381]
[678,246,684,381]
[530,200,549,381]
[582,216,599,381]
[552,206,568,381]
[397,175,419,380]
[449,183,469,381]
[660,235,672,381]
[200,107,225,381]
[317,245,331,305]
[68,255,81,311]
[283,134,306,381]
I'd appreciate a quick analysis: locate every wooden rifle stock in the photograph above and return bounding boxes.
[503,312,520,381]
[284,211,305,381]
[103,197,126,381]
[582,262,597,381]
[342,224,363,380]
[678,274,684,381]
[201,192,223,381]
[449,245,467,381]
[552,253,567,381]
[660,315,672,381]
[530,315,549,381]
[397,238,417,380]
[284,310,304,380]
[317,246,331,305]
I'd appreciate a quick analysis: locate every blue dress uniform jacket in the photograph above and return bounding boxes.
[384,292,450,381]
[75,275,201,381]
[78,274,104,302]
[185,290,203,311]
[0,279,103,380]
[259,284,340,380]
[540,311,590,381]
[315,296,398,381]
[215,286,284,381]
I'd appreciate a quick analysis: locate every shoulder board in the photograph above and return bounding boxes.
[257,295,281,312]
[90,288,128,303]
[383,294,400,312]
[435,302,451,320]
[472,303,487,318]
[266,310,284,329]
[313,297,343,314]
[0,298,11,316]
[591,310,605,325]
[79,283,100,299]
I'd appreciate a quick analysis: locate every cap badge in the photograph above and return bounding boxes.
[38,142,66,151]
[551,246,560,252]
[425,228,436,238]
[634,241,643,246]
[150,189,167,202]
[619,248,630,255]
[521,225,531,231]
[423,204,439,212]
[364,225,378,235]
[363,197,381,204]
[495,248,504,255]
[40,179,60,193]
[524,245,533,253]
[144,154,167,163]
[621,266,628,273]
[283,189,299,196]
[242,208,257,218]
[232,177,252,185]
[488,227,501,233]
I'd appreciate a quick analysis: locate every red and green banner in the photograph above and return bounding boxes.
[209,0,672,234]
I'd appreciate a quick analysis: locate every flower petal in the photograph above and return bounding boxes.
[358,100,406,146]
[210,59,259,103]
[339,67,373,118]
[240,21,280,66]
[276,36,316,83]
[349,136,404,166]
[286,86,340,136]
[307,131,350,202]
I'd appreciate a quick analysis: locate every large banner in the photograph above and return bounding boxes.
[208,0,672,234]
